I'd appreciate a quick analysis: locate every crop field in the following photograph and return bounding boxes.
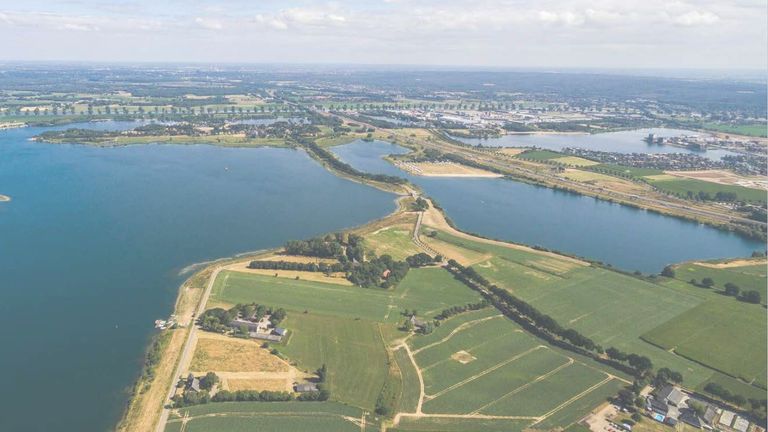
[405,310,619,427]
[209,267,480,323]
[279,313,389,410]
[166,401,368,432]
[391,417,533,432]
[483,264,720,386]
[642,299,767,388]
[393,347,421,413]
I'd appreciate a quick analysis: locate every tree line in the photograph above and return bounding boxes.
[198,303,286,334]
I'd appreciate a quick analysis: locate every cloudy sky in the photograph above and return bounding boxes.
[0,0,765,69]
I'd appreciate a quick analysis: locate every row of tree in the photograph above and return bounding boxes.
[434,300,490,320]
[248,260,346,273]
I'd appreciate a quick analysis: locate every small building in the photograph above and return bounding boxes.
[679,408,704,429]
[649,397,669,415]
[719,410,736,428]
[186,373,201,393]
[294,383,318,392]
[274,327,287,337]
[410,315,427,329]
[381,269,391,279]
[732,416,750,432]
[657,385,686,406]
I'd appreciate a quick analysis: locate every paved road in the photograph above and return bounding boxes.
[154,266,222,432]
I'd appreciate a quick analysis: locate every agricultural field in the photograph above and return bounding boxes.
[279,313,390,410]
[425,226,767,396]
[516,149,563,161]
[641,298,767,388]
[702,121,768,138]
[671,260,766,292]
[166,401,370,432]
[209,266,481,324]
[552,156,599,167]
[402,307,625,429]
[644,176,766,203]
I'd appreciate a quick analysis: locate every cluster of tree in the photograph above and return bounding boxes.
[198,303,286,333]
[447,259,655,377]
[248,259,345,273]
[411,197,429,212]
[689,279,762,304]
[212,390,294,403]
[405,252,438,267]
[434,300,490,320]
[284,233,365,261]
[348,254,410,288]
[296,137,407,185]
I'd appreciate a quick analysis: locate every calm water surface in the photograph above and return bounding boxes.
[0,123,396,432]
[454,128,737,161]
[332,140,763,273]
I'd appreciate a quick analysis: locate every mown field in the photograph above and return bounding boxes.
[165,401,367,432]
[365,224,422,260]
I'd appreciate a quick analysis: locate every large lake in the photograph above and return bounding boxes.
[454,128,736,161]
[0,123,396,432]
[332,140,763,272]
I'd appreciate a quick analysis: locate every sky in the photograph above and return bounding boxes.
[0,0,766,69]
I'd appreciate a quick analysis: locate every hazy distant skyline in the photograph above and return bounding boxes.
[1,0,766,69]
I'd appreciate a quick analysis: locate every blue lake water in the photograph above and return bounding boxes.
[454,128,737,161]
[0,123,396,432]
[331,139,763,273]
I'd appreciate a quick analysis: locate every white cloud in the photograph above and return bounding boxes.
[671,10,720,26]
[194,17,223,30]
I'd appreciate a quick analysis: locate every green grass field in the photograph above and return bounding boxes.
[644,177,766,203]
[166,402,366,432]
[391,417,532,432]
[642,299,767,388]
[394,347,421,413]
[210,267,480,323]
[431,227,767,394]
[702,122,768,138]
[365,225,422,260]
[517,150,563,161]
[279,313,389,409]
[590,164,664,177]
[672,261,766,292]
